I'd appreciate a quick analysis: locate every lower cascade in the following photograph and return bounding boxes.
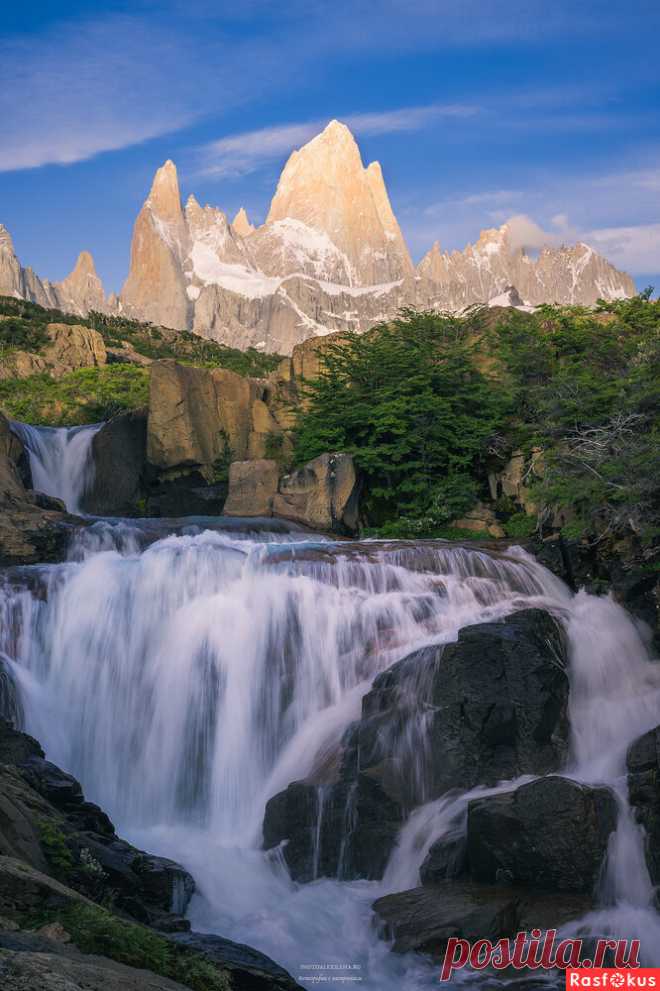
[1,507,659,984]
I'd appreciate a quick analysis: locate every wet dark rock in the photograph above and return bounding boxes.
[419,832,467,884]
[0,720,194,929]
[0,662,24,728]
[359,609,569,809]
[372,880,592,959]
[84,410,147,516]
[263,608,570,884]
[627,724,660,885]
[174,932,304,990]
[27,491,66,512]
[147,471,228,517]
[262,781,319,882]
[0,719,44,764]
[467,775,618,894]
[372,880,519,957]
[20,757,84,807]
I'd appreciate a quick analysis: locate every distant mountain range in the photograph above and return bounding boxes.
[0,120,635,354]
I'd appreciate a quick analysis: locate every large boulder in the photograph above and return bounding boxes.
[145,360,289,515]
[263,608,569,883]
[627,724,660,884]
[372,880,592,958]
[467,775,618,893]
[0,659,23,727]
[224,459,279,517]
[0,414,26,503]
[83,410,147,516]
[0,720,193,930]
[356,608,569,807]
[147,360,284,471]
[175,932,304,991]
[272,452,359,534]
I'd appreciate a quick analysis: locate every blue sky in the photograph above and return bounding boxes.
[1,0,659,294]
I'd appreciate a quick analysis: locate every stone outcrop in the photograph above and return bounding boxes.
[262,608,570,882]
[83,411,148,516]
[140,358,359,529]
[0,929,191,991]
[451,500,505,537]
[174,932,303,991]
[223,459,279,517]
[0,323,107,381]
[372,881,592,959]
[0,719,303,990]
[0,719,194,930]
[467,776,618,893]
[627,725,660,885]
[147,360,279,471]
[273,453,359,533]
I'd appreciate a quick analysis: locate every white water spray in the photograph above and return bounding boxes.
[10,420,101,513]
[1,521,658,985]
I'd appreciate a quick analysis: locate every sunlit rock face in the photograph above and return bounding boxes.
[1,122,634,354]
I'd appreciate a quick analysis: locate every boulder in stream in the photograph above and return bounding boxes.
[467,775,618,893]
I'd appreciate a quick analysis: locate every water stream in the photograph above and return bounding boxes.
[1,428,659,987]
[10,420,101,513]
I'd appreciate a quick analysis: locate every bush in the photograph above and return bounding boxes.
[0,365,149,426]
[504,512,537,539]
[45,903,230,991]
[0,317,50,354]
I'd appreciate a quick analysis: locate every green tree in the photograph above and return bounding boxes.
[294,310,510,529]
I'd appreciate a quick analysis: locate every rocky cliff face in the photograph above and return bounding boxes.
[0,225,111,316]
[417,225,635,308]
[1,122,635,353]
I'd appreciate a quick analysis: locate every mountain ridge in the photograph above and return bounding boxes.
[0,120,636,353]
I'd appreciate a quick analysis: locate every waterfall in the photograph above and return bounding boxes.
[10,420,102,513]
[1,519,658,987]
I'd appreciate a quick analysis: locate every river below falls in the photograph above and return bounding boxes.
[3,418,660,988]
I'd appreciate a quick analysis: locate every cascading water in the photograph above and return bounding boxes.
[1,517,659,987]
[10,420,102,513]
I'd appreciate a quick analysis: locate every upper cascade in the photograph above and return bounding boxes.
[265,119,413,284]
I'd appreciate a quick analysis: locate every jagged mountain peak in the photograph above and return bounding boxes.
[232,207,255,238]
[265,120,412,284]
[0,224,16,255]
[147,160,183,223]
[68,250,98,277]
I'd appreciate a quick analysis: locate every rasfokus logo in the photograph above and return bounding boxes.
[567,971,659,989]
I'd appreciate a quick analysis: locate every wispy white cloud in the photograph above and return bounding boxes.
[0,12,291,173]
[402,156,660,274]
[197,103,479,178]
[0,17,200,172]
[586,223,660,274]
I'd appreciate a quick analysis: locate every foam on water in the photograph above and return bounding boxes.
[1,519,658,985]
